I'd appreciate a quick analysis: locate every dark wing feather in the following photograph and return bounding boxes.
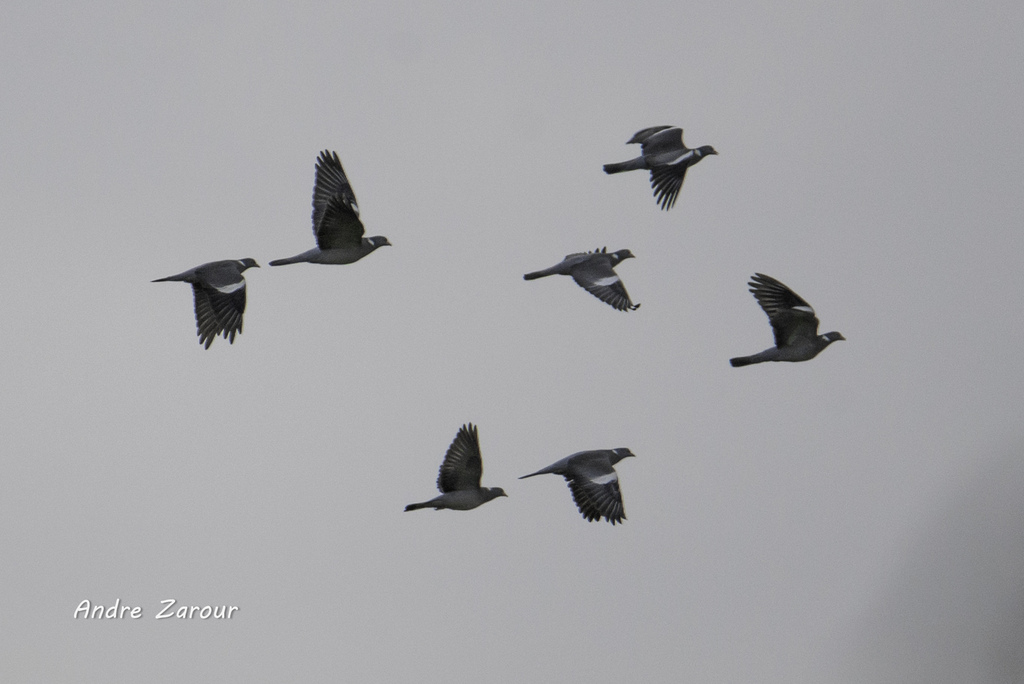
[437,424,483,493]
[571,256,638,311]
[311,150,365,250]
[192,287,223,348]
[208,286,245,343]
[197,264,247,343]
[565,459,626,524]
[627,125,673,145]
[638,127,685,159]
[748,273,819,347]
[649,164,687,211]
[191,282,245,348]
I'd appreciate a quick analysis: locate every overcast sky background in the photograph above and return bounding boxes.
[3,2,1024,682]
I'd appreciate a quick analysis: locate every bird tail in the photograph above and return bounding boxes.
[268,256,303,266]
[729,356,757,367]
[404,501,430,512]
[523,268,557,281]
[603,158,647,174]
[151,273,188,283]
[518,466,555,480]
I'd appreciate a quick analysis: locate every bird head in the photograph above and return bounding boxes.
[698,146,718,156]
[238,258,260,271]
[369,236,392,248]
[610,448,636,464]
[486,487,508,500]
[612,249,636,264]
[822,331,845,343]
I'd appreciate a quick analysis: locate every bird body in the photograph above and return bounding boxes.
[153,258,259,348]
[404,488,506,512]
[269,150,391,267]
[730,273,844,367]
[520,448,635,525]
[524,247,640,311]
[604,126,716,210]
[268,238,390,266]
[405,424,507,512]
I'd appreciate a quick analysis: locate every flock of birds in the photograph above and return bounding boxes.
[154,126,845,524]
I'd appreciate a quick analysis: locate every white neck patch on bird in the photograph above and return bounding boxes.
[667,150,696,165]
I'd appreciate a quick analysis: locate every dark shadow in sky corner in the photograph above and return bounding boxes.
[843,443,1024,684]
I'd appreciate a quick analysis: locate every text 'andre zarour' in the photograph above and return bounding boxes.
[73,599,238,620]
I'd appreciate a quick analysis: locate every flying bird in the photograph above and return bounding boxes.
[269,150,391,266]
[152,259,259,349]
[524,247,640,311]
[603,126,717,210]
[405,424,507,512]
[730,273,845,367]
[519,448,635,525]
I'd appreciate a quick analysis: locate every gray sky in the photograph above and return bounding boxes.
[3,2,1024,682]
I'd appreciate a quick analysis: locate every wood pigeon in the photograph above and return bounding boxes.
[405,424,507,512]
[269,150,391,266]
[519,448,635,525]
[604,126,716,210]
[524,247,640,311]
[152,259,259,349]
[730,273,845,367]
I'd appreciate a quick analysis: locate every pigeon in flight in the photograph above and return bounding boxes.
[152,259,259,349]
[524,247,640,311]
[603,126,717,210]
[405,424,507,512]
[730,273,845,367]
[269,150,391,266]
[520,448,635,525]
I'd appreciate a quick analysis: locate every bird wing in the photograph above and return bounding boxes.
[626,125,673,145]
[748,273,820,347]
[560,249,602,265]
[648,163,687,211]
[311,150,365,251]
[191,284,243,348]
[571,256,638,311]
[565,456,626,524]
[437,424,483,493]
[638,127,685,159]
[188,263,247,348]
